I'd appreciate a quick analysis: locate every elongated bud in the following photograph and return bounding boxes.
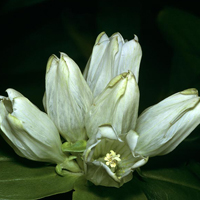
[44,53,93,142]
[85,71,139,139]
[0,89,66,164]
[135,88,200,157]
[84,32,142,97]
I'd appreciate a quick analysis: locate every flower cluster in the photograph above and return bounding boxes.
[1,32,200,187]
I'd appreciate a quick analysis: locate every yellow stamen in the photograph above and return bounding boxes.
[104,150,121,168]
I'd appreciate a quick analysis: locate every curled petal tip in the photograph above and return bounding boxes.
[134,34,139,42]
[180,88,198,95]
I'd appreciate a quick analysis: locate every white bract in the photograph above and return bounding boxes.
[84,32,142,97]
[84,125,148,187]
[135,88,200,157]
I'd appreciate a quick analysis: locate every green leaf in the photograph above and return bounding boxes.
[73,175,147,200]
[73,162,200,200]
[157,7,200,91]
[0,137,82,200]
[138,163,200,200]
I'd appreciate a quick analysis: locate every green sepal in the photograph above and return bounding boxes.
[62,140,87,153]
[55,156,82,176]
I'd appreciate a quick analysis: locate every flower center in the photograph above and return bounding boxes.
[104,150,121,168]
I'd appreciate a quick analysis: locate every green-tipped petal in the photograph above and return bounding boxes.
[84,32,142,97]
[86,71,139,138]
[44,53,92,142]
[0,89,66,164]
[135,88,200,157]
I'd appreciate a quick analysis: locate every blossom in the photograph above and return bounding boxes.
[135,88,200,157]
[1,31,200,189]
[43,52,93,143]
[83,32,142,97]
[0,89,81,174]
[85,70,139,138]
[84,125,148,187]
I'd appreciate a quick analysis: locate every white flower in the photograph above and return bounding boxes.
[0,89,81,174]
[84,32,142,97]
[0,89,66,164]
[85,71,139,138]
[43,52,93,143]
[135,88,200,157]
[1,31,200,187]
[84,125,148,187]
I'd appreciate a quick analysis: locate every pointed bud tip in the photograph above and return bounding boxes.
[46,54,58,73]
[107,74,124,87]
[95,32,106,45]
[180,88,198,96]
[134,34,139,42]
[108,71,136,88]
[59,52,69,60]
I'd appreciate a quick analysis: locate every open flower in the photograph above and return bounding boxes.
[1,31,200,189]
[84,125,148,187]
[84,32,142,97]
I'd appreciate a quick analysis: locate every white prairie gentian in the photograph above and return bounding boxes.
[84,125,148,187]
[2,30,200,190]
[43,52,93,143]
[0,89,81,174]
[135,88,200,157]
[85,71,139,138]
[84,32,142,97]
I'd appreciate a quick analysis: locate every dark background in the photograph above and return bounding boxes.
[0,0,200,199]
[1,0,200,112]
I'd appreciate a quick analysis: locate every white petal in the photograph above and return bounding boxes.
[42,92,47,112]
[131,157,148,169]
[0,101,8,124]
[83,32,109,80]
[135,88,200,157]
[0,95,65,164]
[84,32,142,97]
[45,53,92,142]
[85,35,119,97]
[6,88,24,100]
[126,130,139,152]
[158,101,200,155]
[115,37,142,82]
[98,124,119,140]
[86,71,139,138]
[11,97,59,144]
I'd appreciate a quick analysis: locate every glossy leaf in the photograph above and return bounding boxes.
[73,175,147,200]
[138,162,200,200]
[0,137,82,200]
